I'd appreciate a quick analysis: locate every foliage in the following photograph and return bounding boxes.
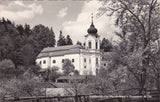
[62,59,75,75]
[99,0,160,95]
[74,70,79,76]
[57,31,73,46]
[76,41,82,46]
[100,38,113,52]
[41,66,61,82]
[0,59,15,79]
[66,35,73,45]
[23,65,41,79]
[0,18,56,68]
[57,30,66,46]
[0,18,56,99]
[0,77,42,99]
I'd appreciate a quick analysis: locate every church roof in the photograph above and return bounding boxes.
[37,45,83,58]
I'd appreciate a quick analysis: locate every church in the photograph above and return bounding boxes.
[36,18,101,75]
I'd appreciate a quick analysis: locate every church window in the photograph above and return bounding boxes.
[72,59,74,62]
[96,41,98,49]
[104,63,106,66]
[84,58,86,63]
[84,43,86,47]
[96,68,98,74]
[84,66,86,69]
[39,61,41,65]
[53,60,56,63]
[89,41,91,49]
[96,58,98,65]
[43,60,46,64]
[62,59,64,63]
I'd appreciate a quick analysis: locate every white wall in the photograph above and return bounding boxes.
[85,35,100,50]
[36,52,101,75]
[79,51,101,75]
[36,57,50,69]
[36,54,81,73]
[36,34,101,75]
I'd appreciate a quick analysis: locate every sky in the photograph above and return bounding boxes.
[0,0,118,44]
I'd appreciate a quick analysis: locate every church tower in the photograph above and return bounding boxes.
[85,14,100,50]
[81,14,100,75]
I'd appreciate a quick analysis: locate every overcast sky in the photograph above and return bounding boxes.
[0,0,118,44]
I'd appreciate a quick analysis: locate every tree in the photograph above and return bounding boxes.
[57,30,66,46]
[0,76,42,99]
[74,70,79,76]
[149,49,160,97]
[41,66,61,82]
[100,38,113,52]
[66,35,73,45]
[62,59,75,75]
[24,65,41,79]
[0,18,59,100]
[20,43,36,66]
[99,0,160,95]
[76,41,82,46]
[0,18,57,75]
[31,24,56,48]
[0,59,15,79]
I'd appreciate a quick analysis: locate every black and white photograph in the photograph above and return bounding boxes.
[0,0,160,102]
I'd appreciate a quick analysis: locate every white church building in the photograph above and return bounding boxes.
[36,18,101,75]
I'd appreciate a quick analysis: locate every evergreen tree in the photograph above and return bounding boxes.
[57,30,66,46]
[65,35,73,45]
[100,38,113,52]
[31,24,56,48]
[24,24,32,37]
[16,24,24,36]
[76,41,82,46]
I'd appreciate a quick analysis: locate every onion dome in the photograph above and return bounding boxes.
[87,14,98,36]
[87,22,98,34]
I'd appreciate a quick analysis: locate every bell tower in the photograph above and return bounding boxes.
[85,13,100,50]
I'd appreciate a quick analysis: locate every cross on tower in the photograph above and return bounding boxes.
[91,13,93,23]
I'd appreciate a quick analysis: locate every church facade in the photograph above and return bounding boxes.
[36,20,101,75]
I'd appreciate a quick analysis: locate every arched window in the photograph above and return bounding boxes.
[43,60,46,64]
[53,60,56,63]
[62,59,64,63]
[96,58,98,65]
[72,59,74,62]
[96,41,98,49]
[89,41,91,49]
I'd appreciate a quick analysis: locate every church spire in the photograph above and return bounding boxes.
[87,13,98,35]
[91,13,93,25]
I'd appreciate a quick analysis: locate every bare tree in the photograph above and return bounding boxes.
[99,0,160,95]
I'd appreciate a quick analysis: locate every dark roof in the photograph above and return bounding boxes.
[54,83,72,88]
[37,45,83,58]
[35,82,57,88]
[41,45,82,52]
[87,22,98,34]
[87,21,99,37]
[56,75,86,80]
